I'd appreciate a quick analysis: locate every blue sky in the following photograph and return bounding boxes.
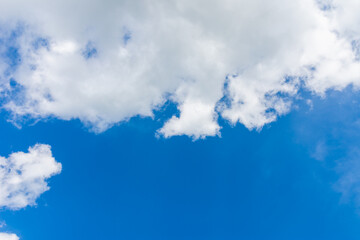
[1,1,360,239]
[1,87,360,239]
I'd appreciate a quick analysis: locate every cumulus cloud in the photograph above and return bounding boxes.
[0,232,19,240]
[0,144,62,210]
[0,144,60,239]
[0,0,359,138]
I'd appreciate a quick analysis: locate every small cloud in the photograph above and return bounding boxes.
[0,232,19,240]
[0,144,62,210]
[311,140,328,161]
[306,99,314,110]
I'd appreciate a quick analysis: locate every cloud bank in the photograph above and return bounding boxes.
[0,0,359,138]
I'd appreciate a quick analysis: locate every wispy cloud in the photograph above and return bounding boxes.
[0,144,61,210]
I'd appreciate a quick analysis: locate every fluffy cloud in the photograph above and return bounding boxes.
[0,233,19,240]
[0,0,359,138]
[0,144,62,210]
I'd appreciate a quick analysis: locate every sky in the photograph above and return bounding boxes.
[0,0,360,239]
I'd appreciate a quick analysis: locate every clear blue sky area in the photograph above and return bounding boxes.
[1,87,360,239]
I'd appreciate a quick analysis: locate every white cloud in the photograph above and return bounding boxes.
[0,222,19,240]
[0,144,60,239]
[0,0,359,139]
[0,233,19,240]
[158,99,220,139]
[0,144,62,210]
